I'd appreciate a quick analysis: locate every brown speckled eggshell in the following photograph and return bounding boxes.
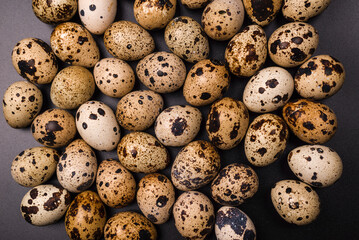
[32,0,77,24]
[243,0,283,26]
[282,0,331,22]
[181,0,210,9]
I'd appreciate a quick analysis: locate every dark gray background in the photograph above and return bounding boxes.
[1,0,359,239]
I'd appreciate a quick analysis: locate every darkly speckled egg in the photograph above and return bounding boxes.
[282,0,331,22]
[32,0,77,24]
[243,0,283,26]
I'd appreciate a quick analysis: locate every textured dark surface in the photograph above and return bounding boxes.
[1,0,359,239]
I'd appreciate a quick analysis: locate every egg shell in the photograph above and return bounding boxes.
[11,38,58,84]
[211,163,259,206]
[243,66,294,113]
[79,0,117,35]
[104,212,157,240]
[181,0,209,9]
[116,90,163,131]
[137,173,175,224]
[165,16,210,63]
[295,55,345,100]
[136,52,186,94]
[245,114,289,167]
[282,99,337,144]
[96,159,136,208]
[3,81,43,128]
[282,0,331,22]
[202,0,245,41]
[94,58,135,98]
[271,180,320,225]
[225,24,267,77]
[215,206,256,240]
[206,97,249,150]
[183,59,230,106]
[50,66,95,109]
[155,105,202,147]
[11,147,59,187]
[32,0,77,24]
[65,191,107,240]
[20,184,71,226]
[31,108,77,148]
[173,191,215,239]
[76,101,121,151]
[288,145,343,187]
[243,0,283,26]
[50,22,100,68]
[268,22,319,68]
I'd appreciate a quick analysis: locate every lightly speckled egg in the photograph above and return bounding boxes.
[165,16,210,63]
[288,145,343,187]
[271,180,320,225]
[116,90,163,131]
[65,191,107,240]
[225,25,267,77]
[183,59,230,106]
[20,184,71,226]
[96,159,136,208]
[136,52,186,94]
[3,81,43,128]
[154,105,202,147]
[11,38,58,84]
[243,66,294,113]
[76,101,120,151]
[79,0,117,35]
[295,55,345,100]
[11,147,59,187]
[243,0,283,26]
[173,191,215,240]
[202,0,245,41]
[171,140,221,191]
[94,58,135,98]
[282,99,337,144]
[245,114,289,167]
[137,173,175,224]
[206,97,249,150]
[181,0,209,9]
[282,0,331,22]
[50,22,100,68]
[32,0,77,24]
[268,22,319,68]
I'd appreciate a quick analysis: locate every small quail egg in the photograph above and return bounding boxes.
[282,0,331,22]
[32,0,77,24]
[243,0,283,26]
[181,0,209,9]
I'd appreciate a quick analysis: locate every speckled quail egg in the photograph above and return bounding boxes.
[20,184,71,226]
[225,25,267,77]
[271,180,320,225]
[96,159,136,208]
[3,81,43,128]
[181,0,209,9]
[206,97,249,150]
[183,59,230,106]
[32,0,77,24]
[137,173,175,224]
[165,16,210,63]
[155,105,202,147]
[243,0,283,26]
[282,0,331,22]
[288,145,343,187]
[282,99,337,144]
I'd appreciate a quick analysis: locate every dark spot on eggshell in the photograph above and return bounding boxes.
[44,191,62,211]
[30,188,38,199]
[208,107,220,133]
[216,207,248,235]
[45,121,63,132]
[156,195,169,207]
[70,228,80,240]
[291,37,303,44]
[303,121,315,130]
[21,205,39,223]
[289,201,300,209]
[249,0,274,22]
[171,118,188,136]
[290,48,307,62]
[18,59,37,80]
[147,214,157,222]
[78,36,88,45]
[76,179,93,191]
[200,92,211,100]
[266,79,279,88]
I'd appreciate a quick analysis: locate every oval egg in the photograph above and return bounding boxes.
[282,0,331,22]
[32,0,77,24]
[181,0,209,9]
[243,0,283,26]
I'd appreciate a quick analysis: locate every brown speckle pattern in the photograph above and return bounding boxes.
[282,0,331,22]
[32,0,77,24]
[243,0,282,26]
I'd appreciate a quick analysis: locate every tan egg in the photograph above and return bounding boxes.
[173,191,215,240]
[268,22,319,68]
[11,38,58,84]
[50,22,100,68]
[288,145,343,187]
[32,0,77,24]
[245,114,289,167]
[295,55,345,100]
[31,109,76,148]
[165,16,210,63]
[282,0,331,22]
[50,66,95,109]
[104,21,155,61]
[271,180,320,225]
[155,105,202,147]
[181,0,209,9]
[116,90,163,131]
[225,25,267,77]
[202,0,245,41]
[93,58,135,98]
[3,81,43,128]
[282,99,337,144]
[136,52,186,94]
[117,132,170,173]
[137,173,175,224]
[183,59,230,106]
[96,159,136,208]
[243,0,283,26]
[65,191,107,240]
[206,97,249,150]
